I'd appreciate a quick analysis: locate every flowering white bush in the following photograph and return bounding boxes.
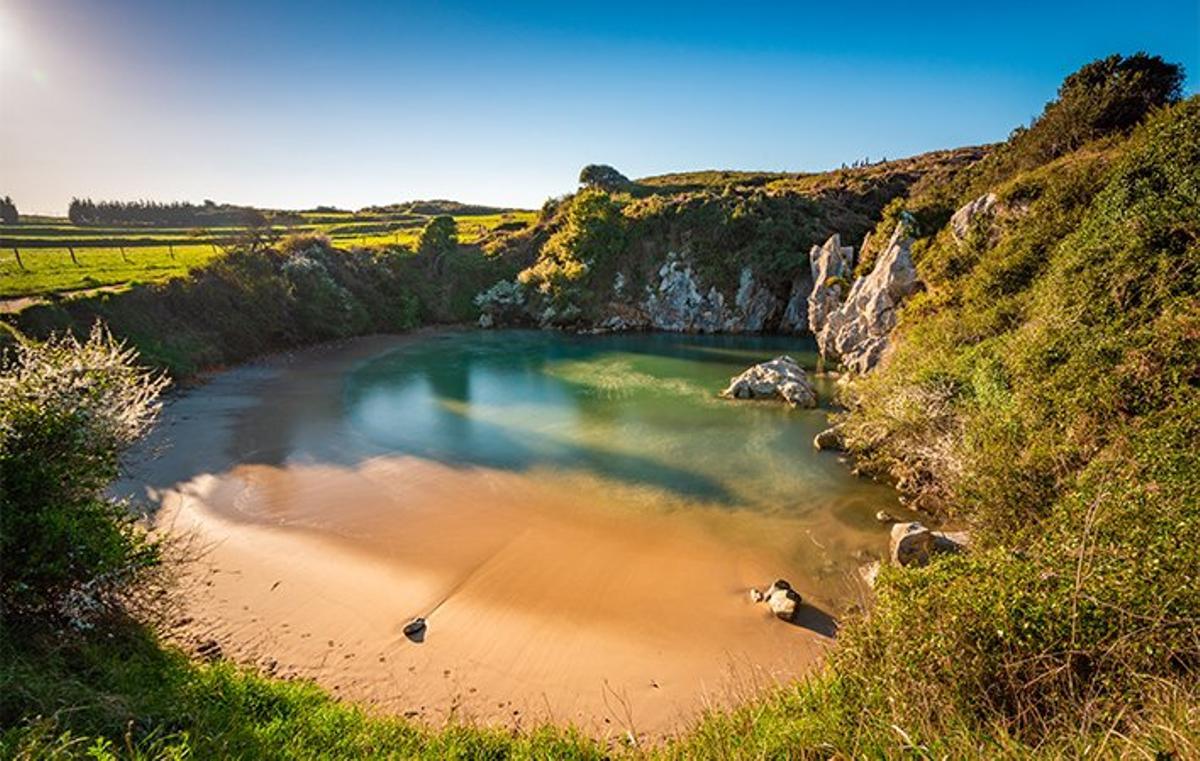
[0,324,168,621]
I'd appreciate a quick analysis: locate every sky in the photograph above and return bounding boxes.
[1,1,1197,215]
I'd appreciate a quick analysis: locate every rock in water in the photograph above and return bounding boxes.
[721,356,818,408]
[875,510,897,523]
[813,425,844,450]
[749,587,765,603]
[767,587,801,621]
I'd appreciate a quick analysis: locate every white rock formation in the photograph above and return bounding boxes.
[642,255,731,333]
[767,587,800,621]
[720,355,818,408]
[816,223,920,374]
[950,192,998,242]
[806,234,856,338]
[731,266,780,332]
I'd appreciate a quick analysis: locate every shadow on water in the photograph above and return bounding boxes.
[789,605,839,638]
[221,330,858,509]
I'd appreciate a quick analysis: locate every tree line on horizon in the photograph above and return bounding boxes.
[66,198,300,228]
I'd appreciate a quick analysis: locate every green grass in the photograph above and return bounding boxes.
[0,212,536,299]
[0,620,608,760]
[3,614,1194,760]
[0,245,217,298]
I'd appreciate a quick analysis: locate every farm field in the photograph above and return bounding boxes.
[0,209,536,298]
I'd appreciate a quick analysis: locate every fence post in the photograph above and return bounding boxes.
[13,247,24,271]
[168,243,175,259]
[120,246,130,263]
[69,246,80,266]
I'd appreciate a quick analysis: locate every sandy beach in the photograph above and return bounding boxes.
[116,334,859,740]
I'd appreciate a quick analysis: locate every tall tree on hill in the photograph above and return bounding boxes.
[418,215,459,276]
[0,196,18,225]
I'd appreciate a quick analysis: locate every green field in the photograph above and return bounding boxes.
[0,210,536,298]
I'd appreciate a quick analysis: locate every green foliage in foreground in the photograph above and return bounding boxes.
[0,328,167,619]
[2,614,1195,760]
[0,622,606,760]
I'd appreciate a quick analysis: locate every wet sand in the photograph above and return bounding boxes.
[117,333,873,740]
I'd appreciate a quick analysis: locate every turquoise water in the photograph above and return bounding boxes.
[344,331,898,527]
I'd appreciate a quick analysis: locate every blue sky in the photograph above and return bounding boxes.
[2,0,1197,214]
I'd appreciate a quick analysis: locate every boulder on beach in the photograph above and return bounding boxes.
[749,579,802,622]
[721,356,818,408]
[767,587,801,621]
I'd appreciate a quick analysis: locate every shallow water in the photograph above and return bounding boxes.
[142,330,906,733]
[340,331,898,594]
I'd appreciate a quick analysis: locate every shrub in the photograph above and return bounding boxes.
[969,53,1184,192]
[0,325,168,621]
[518,188,626,323]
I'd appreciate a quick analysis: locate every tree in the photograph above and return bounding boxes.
[1005,53,1183,171]
[578,164,631,192]
[417,215,458,274]
[0,195,18,224]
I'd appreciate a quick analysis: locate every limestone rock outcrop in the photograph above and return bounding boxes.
[950,192,998,243]
[642,255,731,333]
[721,355,818,408]
[814,223,920,374]
[638,255,780,333]
[806,234,856,338]
[732,266,780,332]
[780,269,814,333]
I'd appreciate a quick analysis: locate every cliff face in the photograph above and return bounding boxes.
[479,147,986,343]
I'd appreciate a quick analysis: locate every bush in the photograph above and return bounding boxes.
[969,53,1183,192]
[0,325,167,621]
[518,188,626,323]
[417,215,458,259]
